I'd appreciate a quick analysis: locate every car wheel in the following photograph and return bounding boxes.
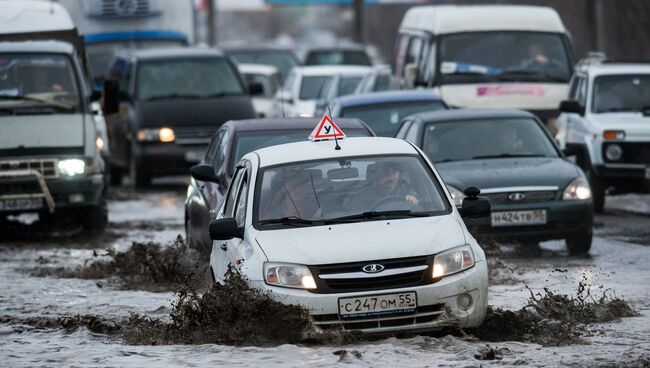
[586,168,605,213]
[81,199,108,236]
[565,229,592,256]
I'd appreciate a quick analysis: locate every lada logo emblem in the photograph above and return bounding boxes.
[508,192,526,201]
[362,264,384,273]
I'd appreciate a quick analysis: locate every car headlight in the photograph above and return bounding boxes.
[264,262,317,290]
[446,185,465,206]
[432,245,475,279]
[605,144,622,161]
[58,159,85,176]
[563,177,592,201]
[136,127,175,143]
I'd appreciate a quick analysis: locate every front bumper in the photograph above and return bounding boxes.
[133,142,207,177]
[464,200,593,242]
[249,260,488,333]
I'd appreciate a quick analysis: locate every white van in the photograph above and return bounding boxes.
[394,5,574,128]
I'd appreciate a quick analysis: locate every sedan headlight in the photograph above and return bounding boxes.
[432,245,475,279]
[58,159,85,176]
[446,185,465,206]
[136,127,175,143]
[264,262,317,290]
[563,177,592,201]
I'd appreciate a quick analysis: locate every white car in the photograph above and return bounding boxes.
[274,65,372,118]
[208,136,489,333]
[556,56,650,212]
[238,63,281,118]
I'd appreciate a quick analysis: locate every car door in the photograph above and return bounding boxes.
[224,166,251,277]
[566,75,589,144]
[213,165,246,282]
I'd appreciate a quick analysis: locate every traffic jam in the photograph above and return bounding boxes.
[0,0,649,366]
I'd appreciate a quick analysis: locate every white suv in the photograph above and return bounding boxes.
[556,56,650,212]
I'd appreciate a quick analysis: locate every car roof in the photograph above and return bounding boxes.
[584,63,650,77]
[306,45,368,53]
[0,1,74,34]
[222,117,373,134]
[409,108,536,123]
[400,5,565,34]
[251,137,417,168]
[221,44,295,53]
[122,47,225,60]
[296,65,373,76]
[0,40,75,54]
[333,90,444,108]
[237,63,279,75]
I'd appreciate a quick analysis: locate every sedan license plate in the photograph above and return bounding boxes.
[338,292,417,318]
[491,210,547,227]
[184,150,204,163]
[0,198,42,211]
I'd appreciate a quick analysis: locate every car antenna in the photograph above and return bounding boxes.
[327,105,341,151]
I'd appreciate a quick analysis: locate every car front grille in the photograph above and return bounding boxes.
[173,127,218,145]
[309,255,432,294]
[483,190,557,205]
[0,159,58,179]
[312,303,445,331]
[602,142,650,164]
[0,181,42,196]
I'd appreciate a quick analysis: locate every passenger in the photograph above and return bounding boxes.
[24,67,63,94]
[358,161,419,207]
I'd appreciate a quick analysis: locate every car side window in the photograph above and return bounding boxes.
[224,167,245,216]
[234,174,249,227]
[405,121,420,144]
[395,119,413,139]
[205,130,225,163]
[575,76,588,108]
[213,130,230,175]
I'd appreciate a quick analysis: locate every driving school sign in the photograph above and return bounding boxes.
[308,114,346,141]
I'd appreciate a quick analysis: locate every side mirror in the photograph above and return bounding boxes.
[559,100,585,115]
[458,186,491,218]
[404,63,418,89]
[90,89,102,102]
[248,82,264,96]
[103,79,120,115]
[562,142,585,157]
[190,164,218,182]
[209,218,243,240]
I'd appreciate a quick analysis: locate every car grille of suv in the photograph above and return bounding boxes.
[173,127,218,145]
[0,159,58,179]
[312,304,445,331]
[602,142,650,164]
[483,190,557,205]
[308,255,432,294]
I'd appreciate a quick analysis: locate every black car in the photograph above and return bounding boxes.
[185,117,375,250]
[104,47,258,187]
[396,109,594,255]
[222,45,300,82]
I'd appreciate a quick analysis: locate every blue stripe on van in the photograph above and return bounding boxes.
[84,30,188,44]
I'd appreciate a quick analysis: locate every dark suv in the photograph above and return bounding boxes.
[104,47,257,186]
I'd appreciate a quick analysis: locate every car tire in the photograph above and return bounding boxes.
[565,229,592,256]
[81,199,108,236]
[587,170,605,213]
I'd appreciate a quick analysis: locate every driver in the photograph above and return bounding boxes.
[359,160,419,207]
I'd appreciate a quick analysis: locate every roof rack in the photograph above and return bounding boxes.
[575,52,606,70]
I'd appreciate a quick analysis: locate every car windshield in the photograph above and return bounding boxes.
[227,50,298,81]
[341,101,446,137]
[256,155,449,227]
[305,50,371,66]
[136,57,245,100]
[0,53,81,112]
[338,75,364,96]
[231,129,370,171]
[299,75,331,100]
[86,39,185,88]
[242,72,280,97]
[422,118,559,162]
[592,74,650,113]
[439,32,571,84]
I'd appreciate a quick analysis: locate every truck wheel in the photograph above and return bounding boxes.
[81,200,108,236]
[565,229,592,256]
[587,170,605,213]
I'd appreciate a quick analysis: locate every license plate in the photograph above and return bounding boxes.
[0,198,42,211]
[338,292,417,318]
[184,150,203,162]
[645,166,650,180]
[491,210,547,227]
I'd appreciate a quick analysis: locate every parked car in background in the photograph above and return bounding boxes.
[330,90,447,137]
[556,55,650,213]
[104,47,257,187]
[354,66,402,94]
[394,5,574,131]
[238,64,281,118]
[185,117,375,251]
[396,109,593,255]
[274,65,372,118]
[314,66,373,115]
[304,45,372,66]
[223,45,300,82]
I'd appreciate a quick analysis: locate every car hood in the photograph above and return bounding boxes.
[135,95,256,128]
[436,157,580,191]
[588,113,650,139]
[0,114,84,149]
[255,215,466,265]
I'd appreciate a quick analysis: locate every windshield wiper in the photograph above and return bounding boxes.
[0,95,75,111]
[258,216,322,226]
[472,153,547,159]
[327,210,432,223]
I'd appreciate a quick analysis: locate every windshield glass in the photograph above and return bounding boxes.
[305,50,371,66]
[242,72,280,97]
[256,155,449,226]
[227,50,298,81]
[338,76,364,96]
[341,101,446,137]
[592,74,650,113]
[439,32,571,84]
[422,118,559,162]
[299,75,331,100]
[136,57,245,100]
[231,129,370,171]
[0,53,81,112]
[86,39,185,87]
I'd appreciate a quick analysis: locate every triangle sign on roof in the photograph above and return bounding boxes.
[308,114,346,141]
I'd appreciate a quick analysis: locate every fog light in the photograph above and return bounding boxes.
[457,293,473,311]
[69,194,84,203]
[605,144,623,161]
